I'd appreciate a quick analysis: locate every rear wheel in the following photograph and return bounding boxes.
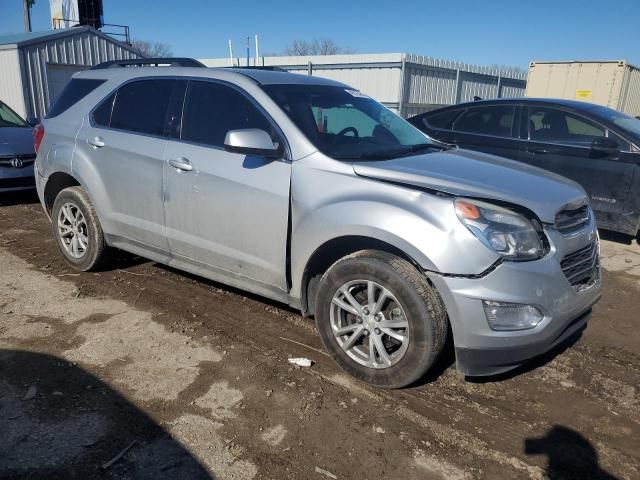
[315,250,448,388]
[51,186,111,271]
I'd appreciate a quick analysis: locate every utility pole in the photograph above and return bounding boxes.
[246,36,250,67]
[254,34,259,66]
[23,0,34,32]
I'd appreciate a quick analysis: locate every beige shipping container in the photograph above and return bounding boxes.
[525,60,640,117]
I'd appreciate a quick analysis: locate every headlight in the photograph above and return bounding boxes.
[454,198,543,260]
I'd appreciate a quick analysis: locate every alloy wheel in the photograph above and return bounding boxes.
[330,279,409,369]
[57,202,89,259]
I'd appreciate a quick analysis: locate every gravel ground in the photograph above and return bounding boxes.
[0,191,638,480]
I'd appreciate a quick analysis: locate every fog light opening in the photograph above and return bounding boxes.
[482,301,544,331]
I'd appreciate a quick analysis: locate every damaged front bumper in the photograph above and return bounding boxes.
[427,227,601,377]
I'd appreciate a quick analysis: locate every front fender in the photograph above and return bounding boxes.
[289,155,499,300]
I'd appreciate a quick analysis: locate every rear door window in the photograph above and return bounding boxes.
[45,78,105,118]
[109,79,176,136]
[453,105,516,137]
[180,81,272,148]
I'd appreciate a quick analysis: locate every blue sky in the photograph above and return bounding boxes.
[1,0,639,67]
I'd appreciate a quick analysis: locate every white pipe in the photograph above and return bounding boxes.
[228,39,234,67]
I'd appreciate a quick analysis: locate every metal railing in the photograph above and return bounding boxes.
[52,18,131,44]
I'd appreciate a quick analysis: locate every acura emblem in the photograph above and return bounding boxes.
[10,157,23,168]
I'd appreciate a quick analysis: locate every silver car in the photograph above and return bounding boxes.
[35,60,601,388]
[0,100,36,192]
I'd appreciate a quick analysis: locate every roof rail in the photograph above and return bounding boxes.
[91,58,206,70]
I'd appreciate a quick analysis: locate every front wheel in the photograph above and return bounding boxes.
[315,250,448,388]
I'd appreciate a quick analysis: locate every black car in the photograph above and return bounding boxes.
[408,99,640,236]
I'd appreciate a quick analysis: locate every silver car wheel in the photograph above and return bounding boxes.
[57,202,89,259]
[330,279,410,369]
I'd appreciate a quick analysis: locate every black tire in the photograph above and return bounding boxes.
[315,250,448,388]
[51,186,111,271]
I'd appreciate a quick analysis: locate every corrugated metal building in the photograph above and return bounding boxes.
[0,26,140,119]
[200,53,527,117]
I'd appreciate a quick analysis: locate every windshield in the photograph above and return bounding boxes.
[591,106,640,139]
[0,101,28,128]
[262,84,436,160]
[612,115,640,139]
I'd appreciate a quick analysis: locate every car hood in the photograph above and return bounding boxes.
[0,127,35,156]
[352,148,587,223]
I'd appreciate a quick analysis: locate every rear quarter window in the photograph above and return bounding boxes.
[92,93,116,127]
[45,79,106,119]
[424,109,462,130]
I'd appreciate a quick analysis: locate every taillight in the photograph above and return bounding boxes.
[33,123,45,153]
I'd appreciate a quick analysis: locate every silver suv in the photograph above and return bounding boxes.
[35,59,601,388]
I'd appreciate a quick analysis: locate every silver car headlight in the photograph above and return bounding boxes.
[454,198,544,260]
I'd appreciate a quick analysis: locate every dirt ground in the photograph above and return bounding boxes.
[0,191,638,480]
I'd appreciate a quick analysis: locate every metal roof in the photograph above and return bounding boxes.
[0,26,138,54]
[0,28,86,46]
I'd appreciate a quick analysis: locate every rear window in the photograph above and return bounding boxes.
[45,79,105,118]
[109,80,175,136]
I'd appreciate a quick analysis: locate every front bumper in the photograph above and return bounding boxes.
[0,162,35,192]
[428,227,601,377]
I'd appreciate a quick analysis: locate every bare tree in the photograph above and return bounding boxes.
[490,64,528,75]
[284,38,353,56]
[131,40,173,58]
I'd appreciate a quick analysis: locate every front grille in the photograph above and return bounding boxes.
[0,154,36,168]
[561,241,599,287]
[555,204,590,235]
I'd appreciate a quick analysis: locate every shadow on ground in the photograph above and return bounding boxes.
[0,349,212,480]
[525,425,619,480]
[599,229,639,246]
[0,189,40,207]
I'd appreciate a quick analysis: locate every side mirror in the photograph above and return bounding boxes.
[591,136,619,155]
[224,129,281,159]
[26,117,39,127]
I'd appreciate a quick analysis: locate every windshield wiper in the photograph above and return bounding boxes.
[331,143,448,161]
[331,151,397,161]
[387,143,448,158]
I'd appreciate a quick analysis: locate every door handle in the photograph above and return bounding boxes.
[526,147,549,155]
[168,157,193,172]
[87,136,105,148]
